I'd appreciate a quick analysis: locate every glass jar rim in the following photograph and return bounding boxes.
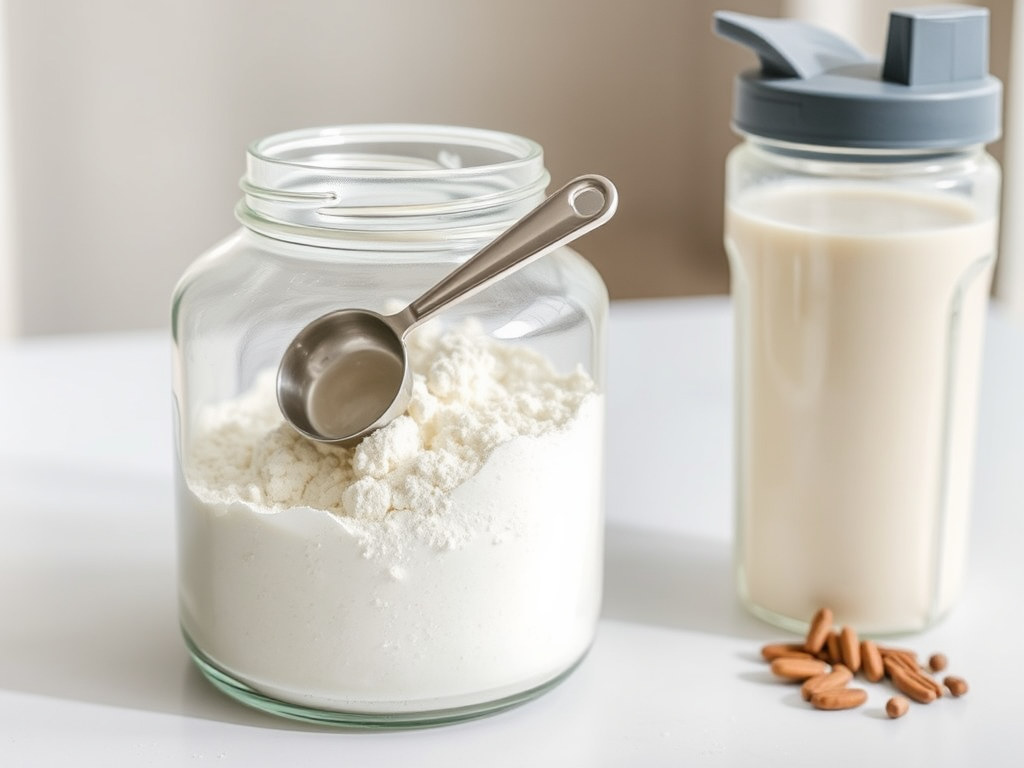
[238,124,551,249]
[247,123,544,178]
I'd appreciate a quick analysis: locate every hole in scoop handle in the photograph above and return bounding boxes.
[401,174,617,331]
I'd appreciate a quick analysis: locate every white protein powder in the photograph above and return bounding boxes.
[177,321,604,713]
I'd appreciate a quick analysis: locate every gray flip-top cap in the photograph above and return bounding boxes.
[713,6,1002,149]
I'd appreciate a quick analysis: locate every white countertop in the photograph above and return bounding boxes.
[1,296,1022,767]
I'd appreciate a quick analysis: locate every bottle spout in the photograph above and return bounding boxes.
[713,10,868,80]
[883,6,989,86]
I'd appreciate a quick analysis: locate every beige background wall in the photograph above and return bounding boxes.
[0,0,1014,336]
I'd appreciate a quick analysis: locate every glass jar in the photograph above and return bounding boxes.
[171,125,609,727]
[725,135,1000,634]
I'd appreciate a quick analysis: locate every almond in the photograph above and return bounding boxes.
[801,664,853,701]
[944,675,969,697]
[825,631,842,666]
[770,656,830,681]
[810,687,868,711]
[919,671,945,699]
[861,639,884,683]
[885,695,910,719]
[928,653,948,673]
[839,626,861,673]
[761,642,816,662]
[804,607,833,654]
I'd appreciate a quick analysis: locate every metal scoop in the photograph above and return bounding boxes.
[276,174,618,444]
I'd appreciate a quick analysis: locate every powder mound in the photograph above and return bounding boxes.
[187,320,596,551]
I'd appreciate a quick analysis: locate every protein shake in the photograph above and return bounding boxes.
[727,182,996,632]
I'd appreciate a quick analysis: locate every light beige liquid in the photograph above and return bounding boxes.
[726,183,996,633]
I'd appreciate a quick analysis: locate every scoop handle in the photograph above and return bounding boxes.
[392,175,617,334]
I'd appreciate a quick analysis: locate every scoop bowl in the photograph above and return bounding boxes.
[276,309,409,445]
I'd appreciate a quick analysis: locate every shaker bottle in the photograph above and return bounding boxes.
[715,7,1002,634]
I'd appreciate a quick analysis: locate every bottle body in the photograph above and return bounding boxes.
[725,137,1000,634]
[171,126,609,725]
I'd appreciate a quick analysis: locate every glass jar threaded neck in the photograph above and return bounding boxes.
[237,124,550,250]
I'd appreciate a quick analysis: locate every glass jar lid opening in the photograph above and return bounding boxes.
[250,124,543,176]
[239,124,551,248]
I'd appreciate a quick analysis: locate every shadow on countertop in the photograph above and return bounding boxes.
[602,523,768,640]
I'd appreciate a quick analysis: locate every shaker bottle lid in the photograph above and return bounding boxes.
[713,6,1002,149]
